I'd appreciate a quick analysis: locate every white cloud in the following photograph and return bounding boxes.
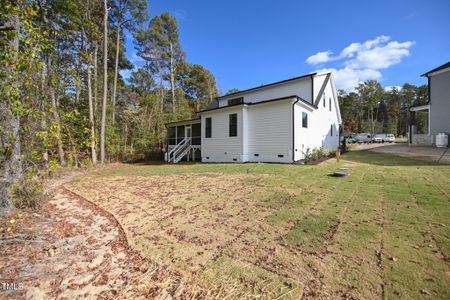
[305,50,334,65]
[384,85,402,92]
[120,69,133,80]
[306,35,414,91]
[130,52,145,66]
[318,67,382,92]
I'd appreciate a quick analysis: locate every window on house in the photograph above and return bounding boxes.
[205,117,212,138]
[228,97,243,106]
[302,112,308,128]
[168,127,176,145]
[229,113,237,137]
[176,126,184,144]
[323,93,326,107]
[331,125,333,136]
[329,97,332,111]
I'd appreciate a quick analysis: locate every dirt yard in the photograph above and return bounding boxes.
[2,150,450,299]
[64,151,450,299]
[0,172,190,299]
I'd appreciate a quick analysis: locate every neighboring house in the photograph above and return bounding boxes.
[409,62,450,146]
[166,72,342,163]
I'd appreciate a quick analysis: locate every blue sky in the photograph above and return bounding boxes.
[124,0,450,93]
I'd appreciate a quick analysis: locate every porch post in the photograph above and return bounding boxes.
[408,110,411,145]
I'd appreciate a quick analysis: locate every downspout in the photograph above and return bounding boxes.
[427,76,432,141]
[166,125,169,161]
[292,97,300,162]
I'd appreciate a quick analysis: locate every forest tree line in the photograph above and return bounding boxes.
[1,0,428,212]
[338,80,428,136]
[0,0,218,211]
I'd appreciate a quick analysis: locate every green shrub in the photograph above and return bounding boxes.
[304,147,336,164]
[12,167,44,209]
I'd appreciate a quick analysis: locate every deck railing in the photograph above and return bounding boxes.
[166,137,191,163]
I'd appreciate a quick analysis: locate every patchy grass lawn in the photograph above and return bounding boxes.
[66,150,450,299]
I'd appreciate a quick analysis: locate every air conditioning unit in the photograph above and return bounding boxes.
[435,133,448,148]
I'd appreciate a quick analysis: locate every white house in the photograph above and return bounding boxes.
[165,72,342,163]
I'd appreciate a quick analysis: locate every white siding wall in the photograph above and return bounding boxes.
[199,72,341,163]
[293,76,340,161]
[313,73,327,100]
[218,77,313,107]
[201,107,244,162]
[247,99,293,163]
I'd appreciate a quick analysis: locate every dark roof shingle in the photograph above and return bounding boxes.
[421,61,450,77]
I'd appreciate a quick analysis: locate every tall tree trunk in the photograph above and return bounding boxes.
[75,75,81,104]
[87,55,97,164]
[1,15,22,213]
[371,107,375,135]
[40,63,49,169]
[100,0,108,164]
[93,42,98,114]
[50,85,65,166]
[0,102,21,213]
[112,24,121,125]
[169,42,176,113]
[159,76,164,113]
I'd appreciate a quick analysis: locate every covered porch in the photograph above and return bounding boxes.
[408,104,431,145]
[165,118,201,163]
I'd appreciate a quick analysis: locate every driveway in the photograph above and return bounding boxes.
[361,143,450,164]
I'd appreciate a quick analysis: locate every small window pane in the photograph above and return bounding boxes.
[331,125,333,136]
[176,126,184,144]
[205,118,212,138]
[192,123,201,145]
[329,97,332,111]
[168,127,176,138]
[302,112,308,128]
[229,113,237,137]
[228,97,243,106]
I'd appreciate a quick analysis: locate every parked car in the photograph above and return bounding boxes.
[345,135,356,144]
[372,134,385,143]
[385,134,395,143]
[354,133,371,143]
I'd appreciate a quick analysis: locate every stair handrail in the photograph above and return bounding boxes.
[167,137,187,162]
[174,145,191,163]
[172,137,191,162]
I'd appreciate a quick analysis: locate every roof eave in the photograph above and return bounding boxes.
[199,95,317,114]
[216,72,317,100]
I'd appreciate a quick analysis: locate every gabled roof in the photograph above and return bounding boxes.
[421,61,450,77]
[203,99,219,110]
[199,95,316,113]
[217,73,317,99]
[165,117,200,126]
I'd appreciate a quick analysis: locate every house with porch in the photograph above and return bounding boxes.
[165,71,342,163]
[409,62,450,146]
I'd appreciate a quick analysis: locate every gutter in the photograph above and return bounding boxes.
[292,98,300,162]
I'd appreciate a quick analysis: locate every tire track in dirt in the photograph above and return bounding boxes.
[298,169,367,300]
[304,170,369,300]
[283,179,342,242]
[271,180,340,299]
[403,176,450,269]
[421,171,450,201]
[323,171,367,252]
[377,181,386,300]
